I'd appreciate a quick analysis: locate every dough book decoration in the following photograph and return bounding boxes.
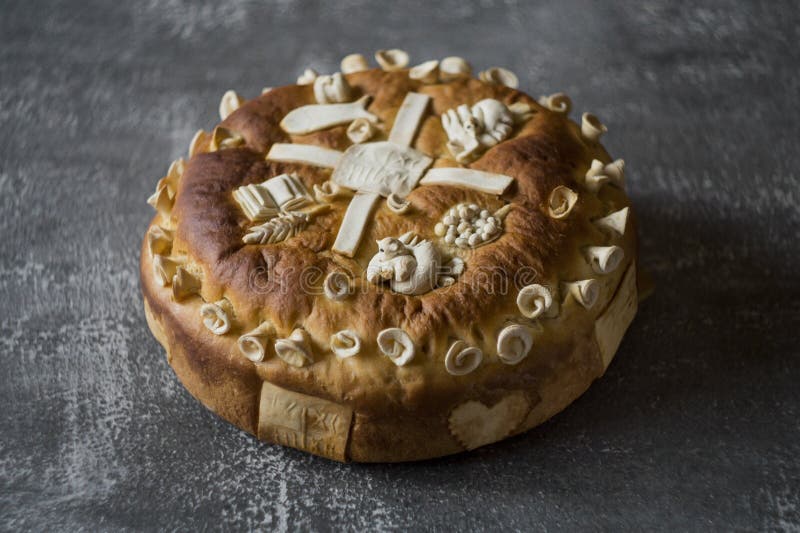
[141,49,641,462]
[233,173,328,245]
[233,173,311,222]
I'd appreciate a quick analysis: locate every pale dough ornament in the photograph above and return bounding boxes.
[366,232,464,295]
[444,340,483,376]
[200,299,233,335]
[594,207,629,236]
[280,96,378,135]
[386,193,411,214]
[209,126,244,151]
[581,112,607,142]
[146,225,172,257]
[188,129,206,156]
[313,180,351,203]
[538,92,572,114]
[341,53,368,74]
[584,158,625,192]
[274,328,314,367]
[562,279,600,309]
[435,203,510,249]
[152,254,179,287]
[219,90,243,120]
[147,181,173,220]
[323,272,350,301]
[296,68,318,85]
[441,98,526,163]
[439,56,472,80]
[375,49,409,71]
[583,245,625,275]
[516,284,554,319]
[547,186,578,219]
[171,267,200,301]
[238,322,275,362]
[496,325,533,365]
[346,118,377,144]
[330,330,361,359]
[448,393,530,450]
[479,66,519,88]
[313,73,351,104]
[377,328,416,366]
[409,60,439,84]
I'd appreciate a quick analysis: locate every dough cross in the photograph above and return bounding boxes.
[266,93,514,257]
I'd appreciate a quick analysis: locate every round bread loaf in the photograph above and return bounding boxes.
[140,52,639,462]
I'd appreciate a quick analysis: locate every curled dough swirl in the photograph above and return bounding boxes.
[377,328,415,366]
[496,325,533,365]
[516,284,553,319]
[330,330,361,358]
[444,340,483,376]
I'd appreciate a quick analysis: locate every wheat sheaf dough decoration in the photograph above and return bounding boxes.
[141,49,639,462]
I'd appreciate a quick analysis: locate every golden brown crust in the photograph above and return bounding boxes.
[141,65,639,462]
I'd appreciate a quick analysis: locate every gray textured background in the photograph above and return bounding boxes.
[1,0,799,530]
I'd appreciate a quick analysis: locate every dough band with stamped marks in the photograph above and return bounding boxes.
[140,50,640,462]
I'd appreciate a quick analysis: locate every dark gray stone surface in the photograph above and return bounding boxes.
[1,0,798,530]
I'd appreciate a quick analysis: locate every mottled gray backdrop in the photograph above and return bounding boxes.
[1,0,798,531]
